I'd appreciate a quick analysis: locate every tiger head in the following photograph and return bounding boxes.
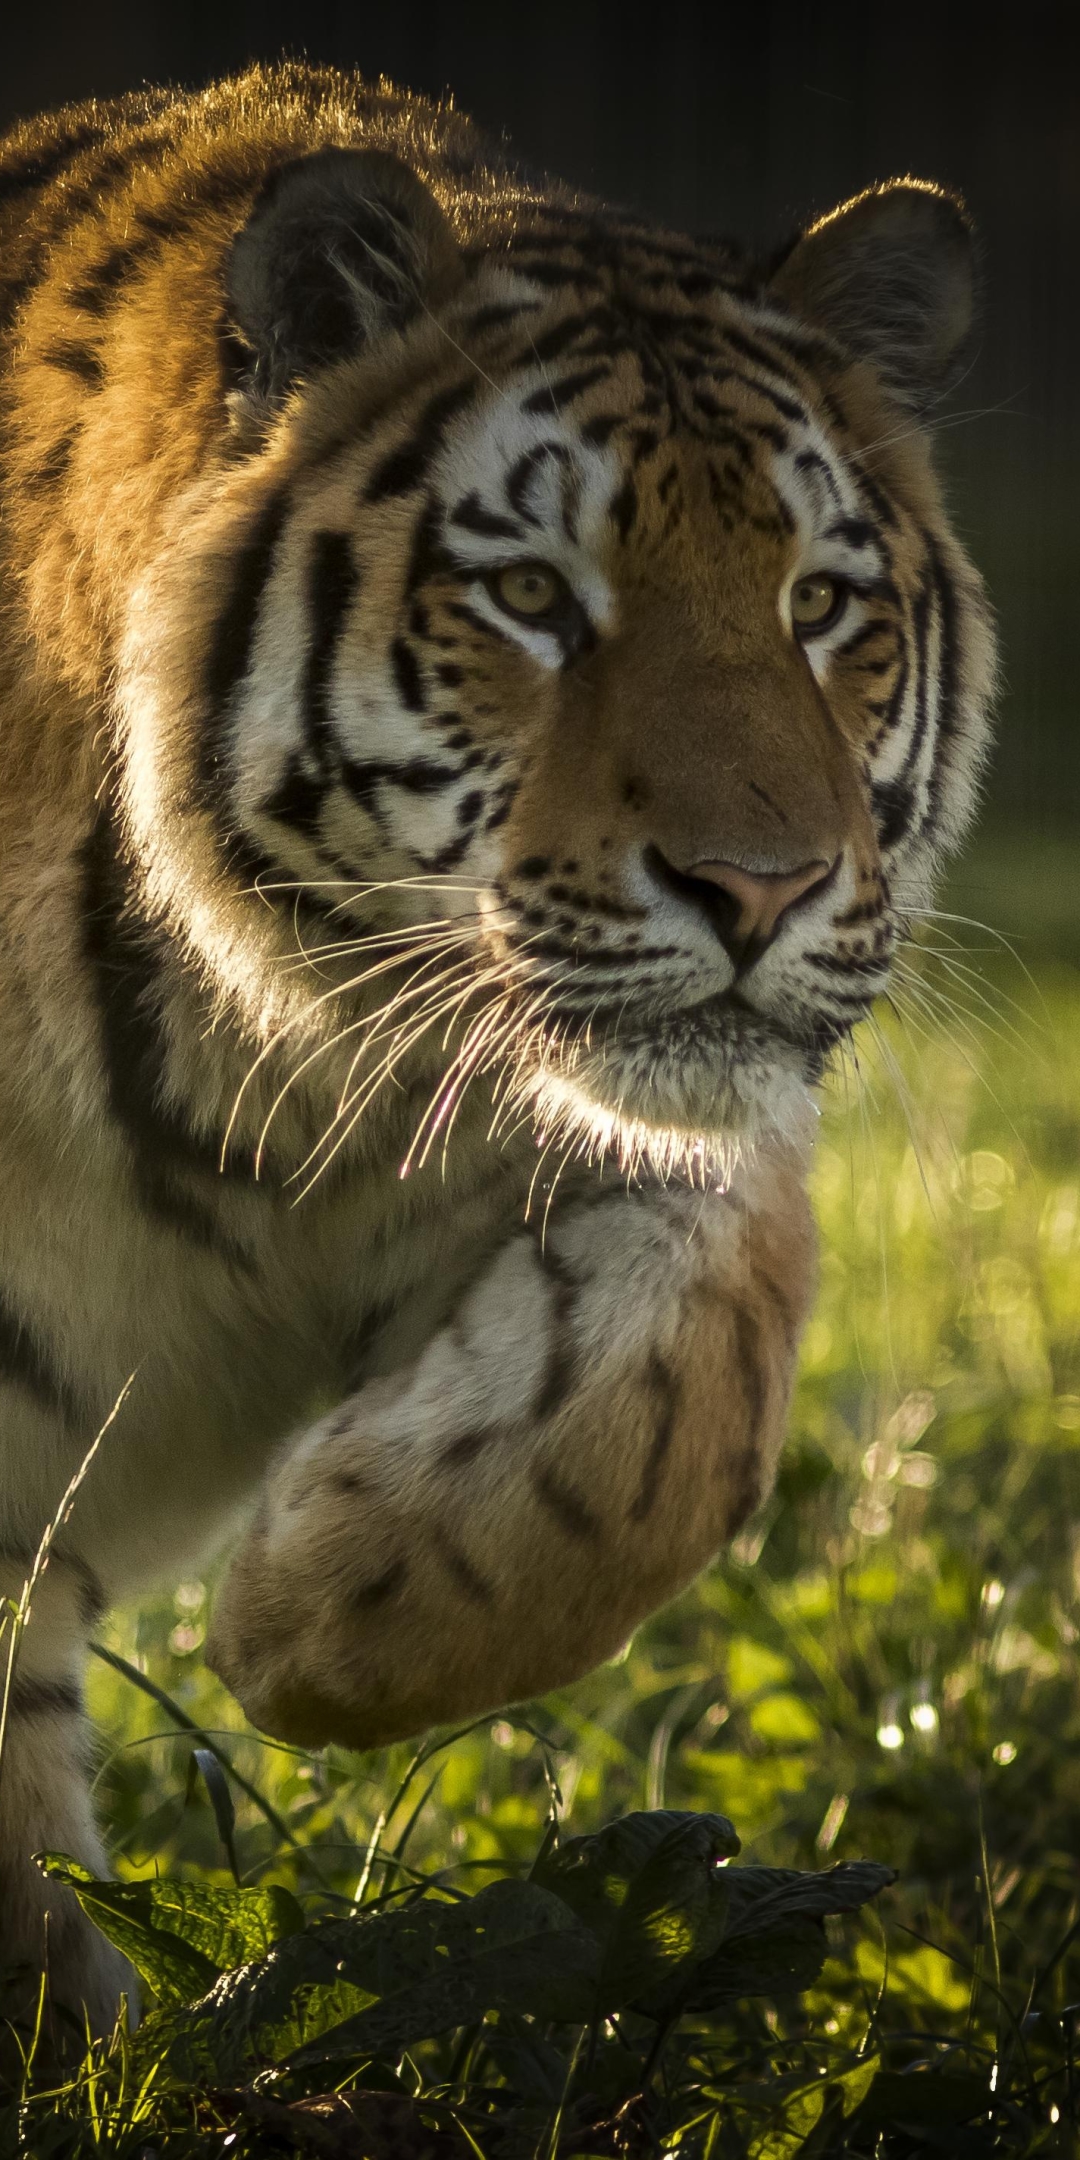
[120,142,995,1178]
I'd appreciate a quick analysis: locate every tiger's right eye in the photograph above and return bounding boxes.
[492,562,564,619]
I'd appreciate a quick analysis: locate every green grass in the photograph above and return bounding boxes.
[10,844,1080,2153]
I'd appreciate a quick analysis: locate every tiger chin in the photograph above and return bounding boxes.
[0,60,994,2046]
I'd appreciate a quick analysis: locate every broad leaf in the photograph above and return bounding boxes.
[720,1860,896,1940]
[139,1916,375,2083]
[289,1880,599,2065]
[857,2067,992,2128]
[670,1916,830,2010]
[643,1858,894,2018]
[151,1879,599,2080]
[482,2022,570,2105]
[38,1853,304,2008]
[533,1809,739,2010]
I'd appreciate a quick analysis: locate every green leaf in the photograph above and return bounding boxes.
[533,1809,739,2011]
[153,1878,599,2081]
[482,2021,569,2105]
[744,2079,830,2159]
[675,1916,829,2008]
[290,1880,599,2065]
[660,1860,894,2016]
[140,1917,376,2083]
[37,1853,304,2007]
[833,2055,880,2119]
[856,2068,992,2128]
[720,1860,896,1939]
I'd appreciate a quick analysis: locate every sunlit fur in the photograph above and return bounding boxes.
[0,63,994,2048]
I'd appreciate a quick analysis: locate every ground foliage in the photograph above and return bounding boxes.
[5,896,1080,2155]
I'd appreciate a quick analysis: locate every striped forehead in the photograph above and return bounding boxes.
[432,375,621,587]
[766,406,887,578]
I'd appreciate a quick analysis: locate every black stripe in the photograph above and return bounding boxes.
[720,326,804,412]
[529,1238,579,1423]
[521,363,611,415]
[629,1355,679,1522]
[389,636,426,713]
[0,1292,85,1427]
[840,618,894,657]
[404,498,450,594]
[461,301,538,336]
[527,308,612,365]
[5,1675,83,1720]
[794,447,841,504]
[609,476,637,541]
[850,457,899,531]
[0,126,171,333]
[824,516,876,550]
[580,411,622,448]
[504,444,560,527]
[444,599,511,643]
[364,379,477,502]
[80,808,263,1248]
[350,1557,408,1610]
[67,232,155,317]
[0,1545,105,1624]
[894,567,933,807]
[262,754,329,839]
[26,428,79,490]
[502,257,603,293]
[450,492,524,542]
[418,830,474,874]
[41,338,105,388]
[434,1534,494,1605]
[196,484,292,808]
[440,1428,497,1471]
[340,755,463,817]
[920,532,961,825]
[0,124,109,209]
[302,530,358,773]
[532,1465,600,1540]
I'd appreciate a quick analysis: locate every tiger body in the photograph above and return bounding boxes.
[0,64,993,2041]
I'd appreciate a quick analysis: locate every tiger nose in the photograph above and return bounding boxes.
[649,849,837,968]
[687,856,836,966]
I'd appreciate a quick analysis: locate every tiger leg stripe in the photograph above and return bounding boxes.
[79,805,267,1255]
[0,1546,106,1628]
[4,1675,84,1721]
[0,1288,87,1427]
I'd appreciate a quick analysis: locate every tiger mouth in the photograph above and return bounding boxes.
[507,982,848,1180]
[531,980,855,1083]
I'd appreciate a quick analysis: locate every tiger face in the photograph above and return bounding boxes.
[122,151,994,1178]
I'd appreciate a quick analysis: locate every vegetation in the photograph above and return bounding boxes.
[5,864,1080,2154]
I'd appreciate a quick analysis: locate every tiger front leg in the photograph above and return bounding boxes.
[206,1153,815,1750]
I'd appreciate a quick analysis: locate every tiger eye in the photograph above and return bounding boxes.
[494,562,562,618]
[790,573,841,631]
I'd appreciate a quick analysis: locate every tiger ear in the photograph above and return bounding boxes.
[225,147,462,402]
[769,180,977,415]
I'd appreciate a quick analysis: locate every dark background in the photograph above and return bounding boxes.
[3,3,1077,830]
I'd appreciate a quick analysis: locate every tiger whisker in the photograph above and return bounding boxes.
[288,950,549,1196]
[281,957,494,1184]
[225,934,482,1168]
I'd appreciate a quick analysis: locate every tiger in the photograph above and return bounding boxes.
[0,58,994,2050]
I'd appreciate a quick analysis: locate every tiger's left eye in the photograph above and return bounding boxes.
[492,562,564,619]
[790,573,844,633]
